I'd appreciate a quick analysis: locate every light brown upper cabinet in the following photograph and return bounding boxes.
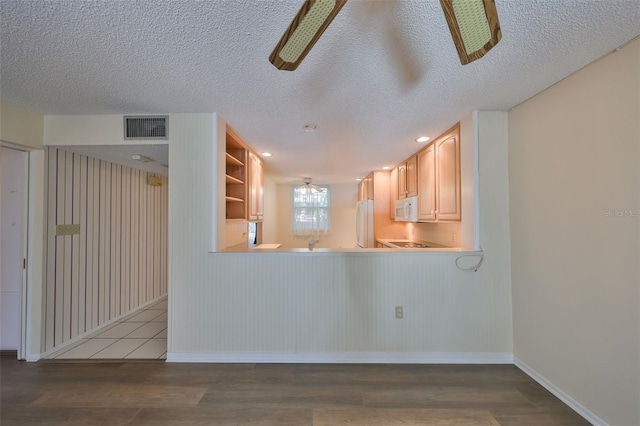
[398,155,418,199]
[418,124,461,222]
[358,172,374,201]
[417,143,436,221]
[389,166,398,218]
[406,155,418,197]
[365,173,373,200]
[435,126,461,221]
[248,151,264,222]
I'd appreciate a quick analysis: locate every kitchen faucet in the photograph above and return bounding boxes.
[308,237,320,250]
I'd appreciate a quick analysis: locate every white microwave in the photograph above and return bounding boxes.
[394,196,419,222]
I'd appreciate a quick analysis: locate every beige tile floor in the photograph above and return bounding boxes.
[46,297,167,360]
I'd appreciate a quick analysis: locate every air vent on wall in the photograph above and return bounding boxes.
[124,115,169,140]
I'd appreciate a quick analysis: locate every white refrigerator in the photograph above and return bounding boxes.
[356,200,374,248]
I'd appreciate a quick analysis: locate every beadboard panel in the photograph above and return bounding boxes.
[168,112,512,357]
[169,252,512,354]
[43,147,168,352]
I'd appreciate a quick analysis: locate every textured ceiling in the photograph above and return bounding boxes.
[1,0,638,184]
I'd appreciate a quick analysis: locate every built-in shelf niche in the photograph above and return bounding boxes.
[225,130,247,220]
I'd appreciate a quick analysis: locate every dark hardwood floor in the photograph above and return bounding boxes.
[1,354,590,425]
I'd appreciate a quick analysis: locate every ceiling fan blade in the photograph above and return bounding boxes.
[440,0,502,65]
[270,0,347,71]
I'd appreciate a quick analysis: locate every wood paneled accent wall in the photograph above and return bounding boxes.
[44,148,168,351]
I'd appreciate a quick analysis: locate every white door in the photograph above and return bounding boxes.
[0,147,27,351]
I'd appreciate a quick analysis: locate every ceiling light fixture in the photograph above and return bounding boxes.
[262,152,272,157]
[356,178,362,182]
[416,136,430,143]
[440,0,502,65]
[382,166,390,170]
[131,154,153,163]
[303,123,319,132]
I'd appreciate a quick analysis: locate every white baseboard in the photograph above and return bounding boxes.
[514,357,607,426]
[167,352,513,364]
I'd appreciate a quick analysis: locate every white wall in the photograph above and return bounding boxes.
[261,174,278,244]
[44,115,168,146]
[0,99,44,149]
[408,222,461,248]
[460,112,477,250]
[276,183,358,249]
[509,38,639,426]
[168,112,513,361]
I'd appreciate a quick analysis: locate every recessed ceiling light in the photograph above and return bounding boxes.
[261,152,272,157]
[303,123,319,132]
[356,178,362,181]
[416,136,430,143]
[382,166,390,170]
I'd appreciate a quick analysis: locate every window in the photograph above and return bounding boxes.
[291,185,330,235]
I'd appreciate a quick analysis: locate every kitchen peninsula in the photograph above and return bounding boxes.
[170,110,512,370]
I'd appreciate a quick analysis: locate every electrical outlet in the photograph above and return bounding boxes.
[56,224,80,236]
[395,306,403,319]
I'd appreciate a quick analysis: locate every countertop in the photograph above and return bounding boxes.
[221,241,466,253]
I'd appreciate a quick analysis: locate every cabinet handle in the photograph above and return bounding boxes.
[435,210,439,215]
[431,210,434,215]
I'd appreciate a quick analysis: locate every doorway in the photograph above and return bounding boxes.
[0,146,28,357]
[40,146,168,359]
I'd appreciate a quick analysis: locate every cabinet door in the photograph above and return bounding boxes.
[435,132,460,221]
[397,163,407,199]
[406,155,418,197]
[366,173,374,200]
[358,177,371,201]
[248,152,264,221]
[389,167,398,218]
[417,144,436,221]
